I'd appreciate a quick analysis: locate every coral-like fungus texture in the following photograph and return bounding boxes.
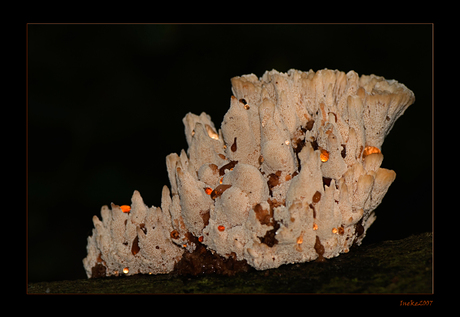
[83,68,415,278]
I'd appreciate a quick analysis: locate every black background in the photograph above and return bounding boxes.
[27,24,432,283]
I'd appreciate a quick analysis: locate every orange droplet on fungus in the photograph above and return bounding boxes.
[320,149,329,162]
[363,146,381,157]
[120,205,131,213]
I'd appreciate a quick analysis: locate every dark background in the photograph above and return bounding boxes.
[27,24,432,283]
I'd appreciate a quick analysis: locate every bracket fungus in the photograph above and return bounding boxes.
[83,69,415,278]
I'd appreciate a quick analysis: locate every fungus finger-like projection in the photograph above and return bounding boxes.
[83,68,415,278]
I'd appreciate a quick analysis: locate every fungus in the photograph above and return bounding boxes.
[83,69,414,278]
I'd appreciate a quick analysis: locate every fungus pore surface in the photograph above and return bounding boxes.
[83,69,415,278]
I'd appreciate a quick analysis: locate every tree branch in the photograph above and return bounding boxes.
[28,232,432,294]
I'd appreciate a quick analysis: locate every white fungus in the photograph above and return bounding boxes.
[83,68,415,278]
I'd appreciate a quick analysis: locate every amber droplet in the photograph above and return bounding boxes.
[218,225,225,232]
[170,230,180,239]
[313,223,318,230]
[332,228,338,234]
[123,267,129,274]
[231,137,237,152]
[320,149,329,162]
[211,184,232,199]
[312,191,321,203]
[363,146,381,157]
[205,187,213,195]
[314,236,325,260]
[120,205,131,213]
[338,226,345,235]
[198,236,204,242]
